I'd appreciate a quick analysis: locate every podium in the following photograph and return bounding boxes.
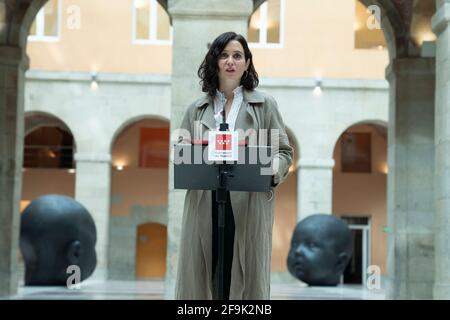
[174,142,273,300]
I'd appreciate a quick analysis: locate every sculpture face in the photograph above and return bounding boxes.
[287,214,352,286]
[20,195,97,286]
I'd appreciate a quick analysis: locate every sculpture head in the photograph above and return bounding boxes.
[287,214,352,286]
[20,194,97,286]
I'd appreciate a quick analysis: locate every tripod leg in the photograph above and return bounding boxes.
[217,201,225,300]
[212,187,227,300]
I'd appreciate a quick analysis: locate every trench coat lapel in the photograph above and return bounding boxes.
[196,89,265,133]
[194,95,215,131]
[200,104,216,131]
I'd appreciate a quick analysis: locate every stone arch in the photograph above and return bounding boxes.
[2,0,48,47]
[109,116,170,279]
[328,119,388,160]
[21,111,78,225]
[23,110,77,171]
[109,115,170,153]
[24,111,76,145]
[331,119,388,174]
[358,0,407,59]
[331,120,388,283]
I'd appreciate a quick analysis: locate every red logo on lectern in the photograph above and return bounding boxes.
[215,133,232,151]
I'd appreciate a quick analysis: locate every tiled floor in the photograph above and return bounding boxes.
[9,280,385,300]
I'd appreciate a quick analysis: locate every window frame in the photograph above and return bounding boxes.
[132,0,173,45]
[28,0,62,42]
[249,0,285,49]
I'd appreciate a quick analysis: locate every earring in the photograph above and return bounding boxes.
[243,70,249,80]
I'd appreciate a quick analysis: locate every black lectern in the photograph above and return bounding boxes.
[174,141,273,300]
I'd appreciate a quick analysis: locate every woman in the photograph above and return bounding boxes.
[175,31,293,300]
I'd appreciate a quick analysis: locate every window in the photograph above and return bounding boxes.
[354,0,386,50]
[132,0,172,44]
[248,0,284,47]
[28,0,61,41]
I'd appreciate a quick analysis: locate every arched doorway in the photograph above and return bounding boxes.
[136,223,167,279]
[109,117,169,280]
[332,122,387,286]
[22,112,77,211]
[19,111,77,283]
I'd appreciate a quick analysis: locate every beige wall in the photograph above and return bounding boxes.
[111,168,168,216]
[254,0,388,79]
[27,0,172,74]
[111,118,169,277]
[272,171,297,272]
[21,169,76,210]
[332,124,387,274]
[26,0,388,79]
[111,118,169,216]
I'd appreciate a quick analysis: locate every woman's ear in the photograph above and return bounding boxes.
[66,240,82,265]
[246,59,250,69]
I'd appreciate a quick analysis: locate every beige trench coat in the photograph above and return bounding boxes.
[175,89,293,300]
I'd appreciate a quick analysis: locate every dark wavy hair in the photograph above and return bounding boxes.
[198,31,259,97]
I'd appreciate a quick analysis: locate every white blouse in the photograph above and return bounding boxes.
[213,86,243,131]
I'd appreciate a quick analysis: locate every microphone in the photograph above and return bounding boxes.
[219,107,229,132]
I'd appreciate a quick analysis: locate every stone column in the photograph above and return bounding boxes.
[165,0,253,298]
[296,158,334,222]
[74,152,112,280]
[432,0,450,299]
[385,58,435,299]
[0,46,28,297]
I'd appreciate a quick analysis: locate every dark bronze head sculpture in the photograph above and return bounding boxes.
[20,194,97,286]
[287,214,352,286]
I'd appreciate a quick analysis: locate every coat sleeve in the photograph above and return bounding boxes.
[265,96,294,187]
[176,103,195,144]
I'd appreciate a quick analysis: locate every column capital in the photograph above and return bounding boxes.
[74,152,112,164]
[385,58,435,80]
[0,46,29,70]
[432,2,450,36]
[297,158,335,170]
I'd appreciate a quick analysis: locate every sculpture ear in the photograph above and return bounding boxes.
[335,252,349,273]
[66,240,82,265]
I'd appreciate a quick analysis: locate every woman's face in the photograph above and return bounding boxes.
[217,40,250,87]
